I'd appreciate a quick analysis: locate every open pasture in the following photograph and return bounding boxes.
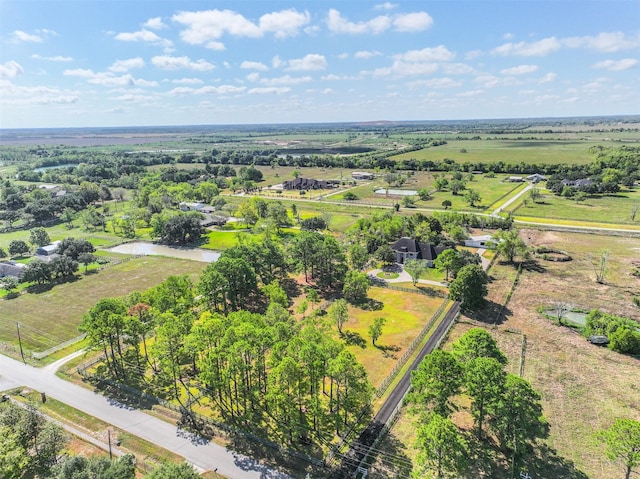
[391,139,595,165]
[339,287,446,387]
[512,187,640,225]
[0,256,206,354]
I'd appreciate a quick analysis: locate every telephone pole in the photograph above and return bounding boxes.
[16,322,26,364]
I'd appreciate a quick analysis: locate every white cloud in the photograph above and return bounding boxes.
[64,68,158,87]
[412,77,462,89]
[355,50,382,59]
[258,9,311,39]
[272,56,284,69]
[539,72,557,83]
[144,17,166,30]
[474,74,521,88]
[493,37,561,56]
[31,54,73,62]
[327,9,391,34]
[321,88,333,94]
[593,58,638,71]
[172,8,310,48]
[394,46,455,62]
[114,29,173,49]
[171,78,204,84]
[285,54,327,71]
[564,32,640,52]
[10,30,43,43]
[0,61,24,78]
[500,64,538,75]
[442,63,475,75]
[457,89,484,97]
[503,32,515,40]
[372,61,439,77]
[151,55,215,71]
[392,12,433,32]
[241,61,269,71]
[1,81,81,105]
[248,87,291,94]
[109,57,145,73]
[375,2,397,10]
[258,75,312,86]
[167,85,246,96]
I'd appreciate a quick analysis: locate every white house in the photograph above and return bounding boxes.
[464,235,496,249]
[352,171,374,180]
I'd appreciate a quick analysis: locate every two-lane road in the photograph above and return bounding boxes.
[0,354,292,479]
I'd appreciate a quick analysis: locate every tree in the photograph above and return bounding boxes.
[368,317,385,345]
[589,249,610,284]
[56,237,95,260]
[300,216,327,231]
[529,187,542,203]
[77,252,96,273]
[402,195,416,208]
[49,255,78,279]
[434,177,449,192]
[410,350,463,416]
[263,280,289,308]
[0,247,7,259]
[145,462,201,479]
[491,374,548,471]
[434,249,460,281]
[1,276,20,297]
[348,242,369,271]
[441,199,452,209]
[60,207,76,228]
[29,227,50,248]
[418,188,432,201]
[550,300,571,326]
[159,212,205,244]
[374,244,396,267]
[465,357,505,438]
[8,239,29,257]
[599,418,640,479]
[329,298,349,334]
[448,264,488,309]
[414,413,469,479]
[22,259,52,284]
[404,258,427,286]
[450,180,465,195]
[493,229,528,264]
[464,189,481,207]
[342,270,370,303]
[51,454,136,479]
[0,426,29,479]
[451,328,508,365]
[307,287,320,309]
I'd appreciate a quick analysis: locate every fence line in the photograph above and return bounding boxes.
[377,282,447,298]
[32,333,86,359]
[375,298,450,398]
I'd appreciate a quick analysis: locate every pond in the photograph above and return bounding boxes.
[546,310,587,326]
[375,188,418,196]
[108,242,220,263]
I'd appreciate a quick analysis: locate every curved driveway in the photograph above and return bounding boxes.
[0,354,292,479]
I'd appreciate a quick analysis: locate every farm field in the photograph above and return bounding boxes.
[391,139,595,165]
[0,256,206,355]
[340,287,446,388]
[510,187,640,225]
[373,229,640,479]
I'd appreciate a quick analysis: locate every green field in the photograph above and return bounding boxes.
[0,256,206,354]
[391,139,595,165]
[341,287,445,387]
[511,187,640,224]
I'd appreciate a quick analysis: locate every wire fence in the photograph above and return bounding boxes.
[32,333,86,359]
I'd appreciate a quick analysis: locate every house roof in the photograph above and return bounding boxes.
[0,262,25,278]
[390,237,446,261]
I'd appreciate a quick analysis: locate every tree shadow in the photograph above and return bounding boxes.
[465,301,512,325]
[376,344,401,359]
[342,330,367,348]
[280,277,302,299]
[357,298,384,311]
[367,432,414,478]
[527,443,589,479]
[520,259,547,273]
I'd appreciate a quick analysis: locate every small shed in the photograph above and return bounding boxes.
[36,240,61,256]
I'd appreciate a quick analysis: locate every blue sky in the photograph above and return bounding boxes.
[1,1,638,128]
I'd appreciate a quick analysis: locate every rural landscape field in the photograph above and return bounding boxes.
[1,0,639,477]
[1,115,639,479]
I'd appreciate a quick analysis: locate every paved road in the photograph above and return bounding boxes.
[329,301,461,478]
[0,354,292,479]
[491,183,532,217]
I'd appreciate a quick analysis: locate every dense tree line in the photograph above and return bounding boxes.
[584,309,640,354]
[409,329,547,478]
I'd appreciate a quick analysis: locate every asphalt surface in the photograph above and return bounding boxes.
[0,354,292,479]
[329,301,461,478]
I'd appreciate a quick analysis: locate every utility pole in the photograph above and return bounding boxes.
[16,322,26,364]
[108,428,112,460]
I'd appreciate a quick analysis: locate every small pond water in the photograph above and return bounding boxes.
[108,242,220,262]
[374,189,418,196]
[546,310,587,326]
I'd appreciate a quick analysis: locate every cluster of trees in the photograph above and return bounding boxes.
[81,280,372,445]
[409,329,547,478]
[0,397,202,479]
[17,237,95,285]
[584,309,640,354]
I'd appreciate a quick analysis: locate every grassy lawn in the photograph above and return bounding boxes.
[511,187,640,224]
[0,256,206,354]
[373,229,640,479]
[340,287,446,387]
[390,139,595,165]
